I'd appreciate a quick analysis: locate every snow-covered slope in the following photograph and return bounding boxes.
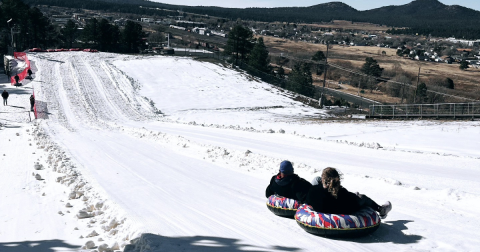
[1,52,479,252]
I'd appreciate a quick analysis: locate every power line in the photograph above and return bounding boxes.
[270,52,478,102]
[327,62,478,102]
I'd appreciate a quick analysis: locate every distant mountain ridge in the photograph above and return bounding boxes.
[22,0,480,39]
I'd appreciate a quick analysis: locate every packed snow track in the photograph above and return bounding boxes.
[12,52,479,252]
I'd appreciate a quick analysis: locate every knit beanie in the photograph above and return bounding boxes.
[279,160,294,175]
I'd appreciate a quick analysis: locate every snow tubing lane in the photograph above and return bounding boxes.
[266,195,301,218]
[295,204,381,238]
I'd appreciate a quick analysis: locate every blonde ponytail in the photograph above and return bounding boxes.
[322,167,342,199]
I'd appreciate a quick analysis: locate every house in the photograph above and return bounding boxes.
[73,13,86,21]
[141,18,154,23]
[192,27,208,35]
[447,37,480,46]
[169,25,186,31]
[414,55,426,61]
[441,56,454,64]
[51,15,71,25]
[210,30,228,38]
[114,19,127,26]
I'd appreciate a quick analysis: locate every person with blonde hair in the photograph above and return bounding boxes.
[306,167,392,219]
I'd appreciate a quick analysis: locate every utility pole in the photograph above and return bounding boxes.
[320,42,329,108]
[413,65,421,103]
[7,19,15,55]
[358,79,361,96]
[401,81,406,104]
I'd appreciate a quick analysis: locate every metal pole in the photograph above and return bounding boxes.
[401,81,406,104]
[406,104,409,119]
[454,103,456,119]
[321,42,329,109]
[11,27,14,49]
[414,66,421,103]
[358,79,360,96]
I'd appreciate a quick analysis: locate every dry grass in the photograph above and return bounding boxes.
[263,36,480,99]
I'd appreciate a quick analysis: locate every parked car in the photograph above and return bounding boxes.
[69,48,81,51]
[47,49,56,52]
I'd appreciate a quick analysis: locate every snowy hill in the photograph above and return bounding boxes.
[0,52,479,252]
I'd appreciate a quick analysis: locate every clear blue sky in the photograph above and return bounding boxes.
[151,0,480,11]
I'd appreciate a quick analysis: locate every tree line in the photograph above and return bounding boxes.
[225,25,316,99]
[21,0,480,39]
[1,0,146,57]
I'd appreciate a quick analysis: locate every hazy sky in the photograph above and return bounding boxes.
[151,0,480,11]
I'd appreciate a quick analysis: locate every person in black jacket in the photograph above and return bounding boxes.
[265,160,312,203]
[2,90,9,106]
[29,94,35,111]
[27,69,33,79]
[306,167,392,219]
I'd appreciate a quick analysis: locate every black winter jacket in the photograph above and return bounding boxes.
[1,91,8,99]
[306,185,360,214]
[265,174,312,203]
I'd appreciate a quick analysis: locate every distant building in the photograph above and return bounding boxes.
[51,15,72,25]
[210,30,228,38]
[169,25,186,31]
[446,37,480,47]
[192,27,208,35]
[141,18,155,23]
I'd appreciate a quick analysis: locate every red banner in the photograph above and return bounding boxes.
[10,52,31,85]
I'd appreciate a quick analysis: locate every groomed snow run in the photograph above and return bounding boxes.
[1,52,479,252]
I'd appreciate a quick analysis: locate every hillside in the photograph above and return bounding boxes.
[22,0,480,38]
[1,51,480,251]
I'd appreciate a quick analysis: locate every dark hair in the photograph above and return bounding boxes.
[321,167,342,199]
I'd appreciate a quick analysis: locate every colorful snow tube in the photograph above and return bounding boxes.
[295,204,381,238]
[266,195,301,218]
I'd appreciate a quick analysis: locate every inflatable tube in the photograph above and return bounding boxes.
[266,195,300,218]
[295,204,381,238]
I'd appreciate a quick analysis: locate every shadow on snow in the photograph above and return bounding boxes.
[124,233,302,252]
[0,239,80,252]
[325,220,423,244]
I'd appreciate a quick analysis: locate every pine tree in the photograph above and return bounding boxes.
[122,20,145,53]
[224,25,253,65]
[311,51,326,75]
[446,78,455,89]
[83,18,99,47]
[61,20,78,48]
[416,82,427,103]
[459,61,469,71]
[361,57,383,77]
[287,63,315,98]
[248,37,270,73]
